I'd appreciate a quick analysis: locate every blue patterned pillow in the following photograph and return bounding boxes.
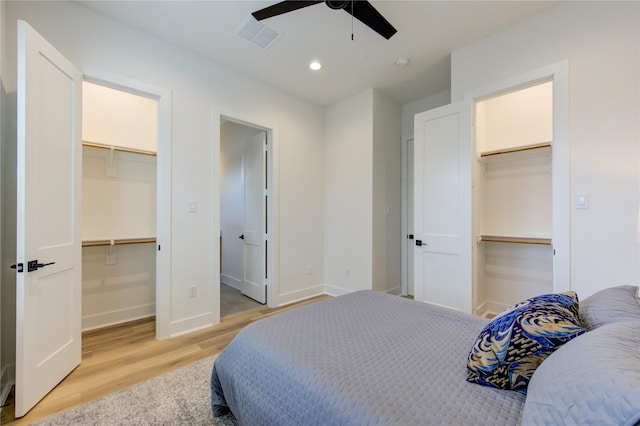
[466,292,586,394]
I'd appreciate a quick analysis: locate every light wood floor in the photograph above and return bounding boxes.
[1,294,331,425]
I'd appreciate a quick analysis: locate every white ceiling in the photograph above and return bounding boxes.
[76,0,559,106]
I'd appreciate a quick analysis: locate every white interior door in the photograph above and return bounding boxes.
[241,132,266,303]
[413,102,472,313]
[15,20,82,417]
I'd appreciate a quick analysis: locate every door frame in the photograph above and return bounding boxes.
[83,68,172,339]
[462,60,571,300]
[213,109,278,314]
[400,132,413,296]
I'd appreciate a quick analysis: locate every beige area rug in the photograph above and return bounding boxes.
[33,356,237,426]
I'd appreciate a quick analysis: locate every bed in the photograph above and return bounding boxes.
[211,287,640,425]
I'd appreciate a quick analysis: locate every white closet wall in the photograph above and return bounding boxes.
[82,81,158,331]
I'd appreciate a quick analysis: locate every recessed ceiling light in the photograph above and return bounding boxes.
[309,61,322,71]
[394,57,409,68]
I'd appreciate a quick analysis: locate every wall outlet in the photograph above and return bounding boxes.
[345,268,350,278]
[307,265,313,276]
[188,286,197,298]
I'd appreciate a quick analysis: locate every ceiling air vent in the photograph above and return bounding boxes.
[237,16,281,49]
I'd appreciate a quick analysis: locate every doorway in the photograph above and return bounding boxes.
[82,70,172,339]
[81,80,158,331]
[219,117,272,315]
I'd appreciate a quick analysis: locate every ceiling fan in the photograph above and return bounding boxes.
[251,1,397,40]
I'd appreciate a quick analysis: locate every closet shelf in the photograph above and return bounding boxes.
[479,142,551,159]
[82,237,157,247]
[478,235,552,245]
[82,141,157,157]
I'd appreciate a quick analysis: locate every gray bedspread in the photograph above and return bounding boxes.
[211,290,526,425]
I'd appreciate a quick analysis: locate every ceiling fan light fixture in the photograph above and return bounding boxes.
[309,61,322,71]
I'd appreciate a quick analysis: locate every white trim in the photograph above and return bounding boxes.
[0,364,14,415]
[276,285,326,306]
[323,284,352,297]
[384,285,402,295]
[323,284,401,297]
[81,67,173,339]
[475,300,509,318]
[220,274,242,290]
[168,312,215,338]
[81,305,155,332]
[400,132,413,296]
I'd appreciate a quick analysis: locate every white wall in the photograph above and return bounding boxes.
[324,90,374,294]
[372,91,401,293]
[3,1,325,343]
[324,89,402,294]
[451,1,640,298]
[82,81,158,152]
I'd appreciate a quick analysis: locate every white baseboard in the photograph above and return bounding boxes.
[168,311,217,338]
[323,284,403,297]
[220,274,241,291]
[273,285,326,307]
[0,363,15,415]
[322,284,352,297]
[476,300,509,318]
[384,285,402,295]
[82,303,156,331]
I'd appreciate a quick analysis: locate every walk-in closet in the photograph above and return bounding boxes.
[81,81,158,330]
[473,80,554,316]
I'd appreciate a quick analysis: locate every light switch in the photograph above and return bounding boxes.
[576,193,589,209]
[188,200,198,213]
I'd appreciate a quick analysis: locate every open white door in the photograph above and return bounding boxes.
[413,102,472,313]
[15,20,82,417]
[241,132,266,304]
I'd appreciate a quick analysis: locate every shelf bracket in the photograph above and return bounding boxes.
[106,145,117,177]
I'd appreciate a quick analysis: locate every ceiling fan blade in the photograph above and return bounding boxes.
[344,1,397,40]
[252,1,324,21]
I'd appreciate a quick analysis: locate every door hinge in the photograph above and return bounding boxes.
[11,263,24,273]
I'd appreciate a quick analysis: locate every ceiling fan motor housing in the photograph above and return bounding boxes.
[252,1,397,40]
[326,1,350,10]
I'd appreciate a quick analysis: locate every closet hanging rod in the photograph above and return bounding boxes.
[82,238,157,248]
[82,141,157,157]
[478,235,552,245]
[479,142,551,158]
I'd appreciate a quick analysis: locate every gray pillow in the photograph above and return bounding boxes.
[521,320,640,426]
[579,285,640,330]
